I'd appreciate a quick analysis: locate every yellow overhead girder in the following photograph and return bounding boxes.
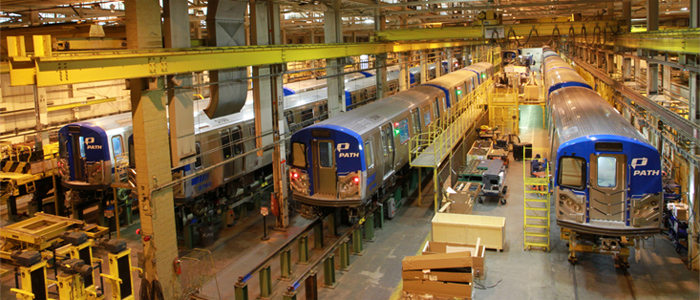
[376,21,625,42]
[614,28,700,54]
[7,37,481,87]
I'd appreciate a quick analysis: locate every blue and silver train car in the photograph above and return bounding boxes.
[543,51,663,239]
[290,63,493,208]
[550,86,663,236]
[58,114,133,191]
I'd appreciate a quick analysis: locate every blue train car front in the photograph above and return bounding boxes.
[58,123,112,190]
[554,136,663,236]
[290,125,366,207]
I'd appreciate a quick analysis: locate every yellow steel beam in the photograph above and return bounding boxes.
[376,21,625,42]
[614,28,700,55]
[7,38,481,87]
[46,97,117,112]
[377,27,483,42]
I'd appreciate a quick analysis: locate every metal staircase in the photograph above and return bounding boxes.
[523,147,550,251]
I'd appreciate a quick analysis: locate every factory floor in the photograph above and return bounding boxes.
[317,105,699,300]
[2,105,698,300]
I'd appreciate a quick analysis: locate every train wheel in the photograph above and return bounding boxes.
[478,197,484,204]
[502,186,508,194]
[500,198,507,205]
[568,256,577,265]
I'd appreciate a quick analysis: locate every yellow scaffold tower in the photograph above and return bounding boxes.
[523,147,550,251]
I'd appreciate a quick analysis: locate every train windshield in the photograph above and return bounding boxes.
[291,142,307,168]
[558,156,586,190]
[319,142,333,167]
[596,156,617,188]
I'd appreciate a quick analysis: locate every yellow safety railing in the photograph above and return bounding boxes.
[523,146,551,252]
[409,77,493,168]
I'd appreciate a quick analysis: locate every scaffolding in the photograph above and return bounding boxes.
[523,147,550,251]
[409,78,494,210]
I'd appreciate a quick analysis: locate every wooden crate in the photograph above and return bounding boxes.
[421,240,485,276]
[431,213,505,251]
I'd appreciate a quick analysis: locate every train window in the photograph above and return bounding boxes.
[365,140,374,169]
[78,136,86,158]
[195,142,202,169]
[231,128,243,155]
[112,135,123,160]
[319,141,333,168]
[558,156,586,190]
[301,108,314,122]
[596,156,617,188]
[397,118,410,144]
[128,136,135,168]
[423,108,432,126]
[220,129,232,159]
[411,110,422,134]
[284,111,294,127]
[292,142,307,168]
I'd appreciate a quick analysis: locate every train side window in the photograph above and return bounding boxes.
[596,156,617,188]
[112,135,124,160]
[411,109,422,134]
[319,141,333,168]
[78,136,86,158]
[301,108,314,122]
[231,127,243,155]
[220,129,232,159]
[423,106,432,125]
[558,156,586,190]
[397,118,410,144]
[128,136,135,168]
[284,111,294,127]
[292,142,307,168]
[365,140,374,169]
[195,142,202,169]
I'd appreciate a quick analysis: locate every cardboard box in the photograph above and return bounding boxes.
[403,280,473,299]
[668,203,689,221]
[402,252,474,271]
[402,269,472,283]
[432,213,506,251]
[421,240,485,275]
[524,84,539,100]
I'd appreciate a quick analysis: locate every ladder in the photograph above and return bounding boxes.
[523,147,550,251]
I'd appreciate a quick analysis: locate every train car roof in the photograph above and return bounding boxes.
[423,69,477,88]
[305,85,440,136]
[551,87,648,143]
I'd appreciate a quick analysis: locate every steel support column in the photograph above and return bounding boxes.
[420,50,428,83]
[623,1,632,32]
[251,0,289,227]
[375,8,388,100]
[399,52,409,91]
[125,0,162,49]
[164,0,195,168]
[325,0,345,117]
[129,77,180,298]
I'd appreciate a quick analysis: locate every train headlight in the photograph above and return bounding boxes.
[631,194,661,227]
[338,172,361,199]
[290,169,309,195]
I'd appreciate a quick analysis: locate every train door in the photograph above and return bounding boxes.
[380,124,395,179]
[411,109,422,136]
[68,126,86,181]
[433,98,440,127]
[589,154,627,222]
[231,127,244,175]
[312,140,336,196]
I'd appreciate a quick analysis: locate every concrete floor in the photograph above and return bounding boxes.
[316,104,699,300]
[2,106,698,300]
